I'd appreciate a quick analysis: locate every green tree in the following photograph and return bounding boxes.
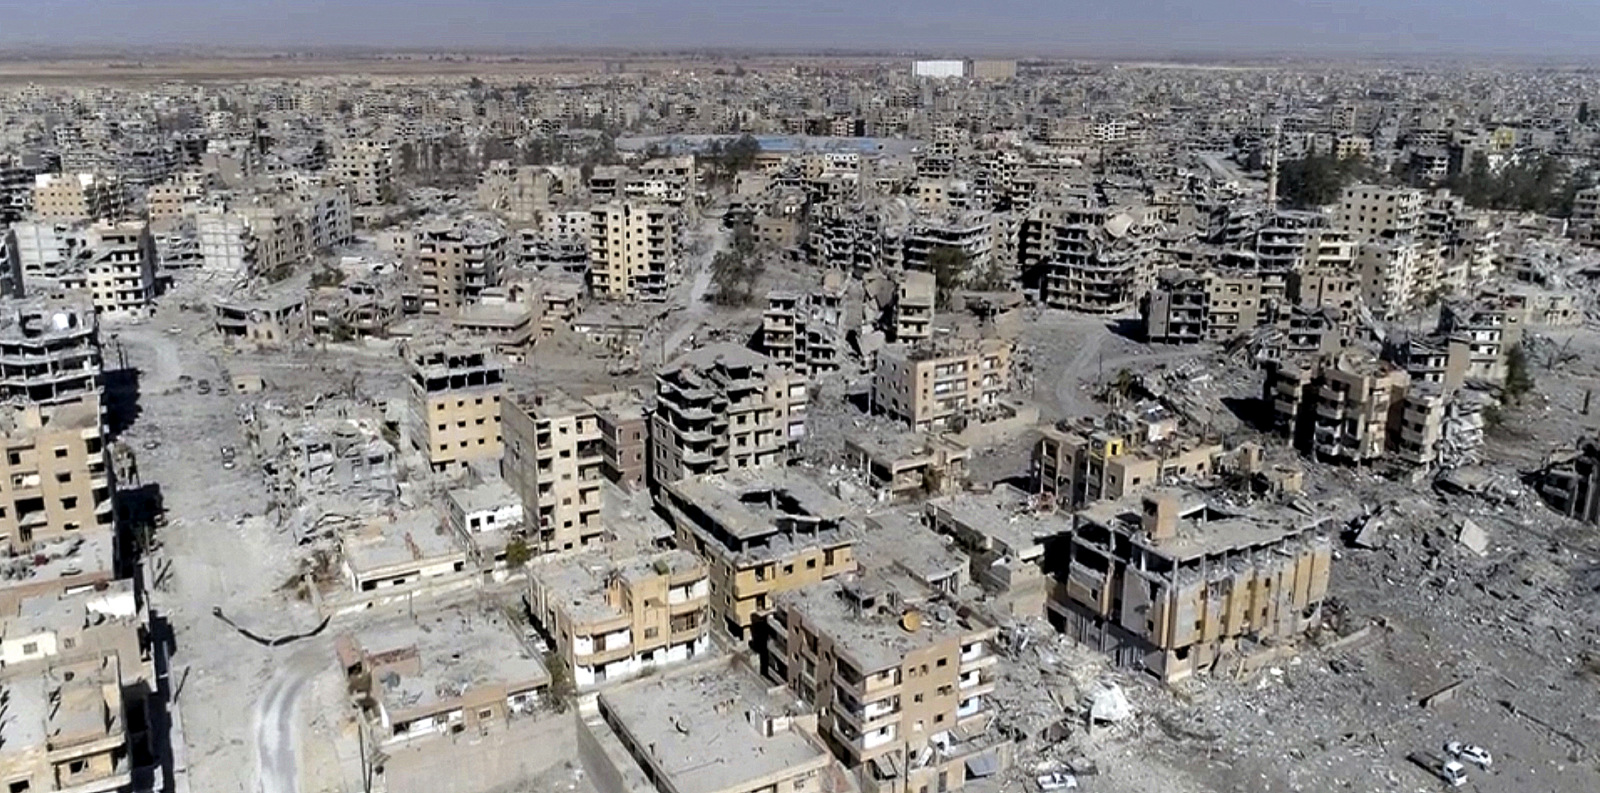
[1503,344,1535,405]
[927,246,971,308]
[504,536,532,568]
[1276,153,1365,208]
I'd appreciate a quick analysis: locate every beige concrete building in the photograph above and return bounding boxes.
[0,397,112,554]
[872,339,1012,432]
[404,341,505,474]
[658,470,857,639]
[1438,298,1522,383]
[588,203,676,302]
[1337,184,1422,240]
[1051,491,1332,683]
[336,608,549,749]
[650,345,802,487]
[1355,239,1422,318]
[528,549,711,689]
[328,138,394,206]
[1268,351,1409,464]
[58,223,156,319]
[891,271,936,343]
[842,433,969,503]
[415,220,509,315]
[0,654,137,793]
[585,390,648,491]
[1034,421,1221,511]
[29,173,125,223]
[501,391,605,553]
[589,657,837,793]
[766,574,1004,791]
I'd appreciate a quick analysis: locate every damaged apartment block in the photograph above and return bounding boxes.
[765,573,1008,793]
[1050,490,1332,683]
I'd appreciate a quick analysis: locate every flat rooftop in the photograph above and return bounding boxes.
[779,573,988,673]
[600,661,827,793]
[1077,492,1328,562]
[355,607,550,716]
[667,469,851,541]
[343,509,465,574]
[859,511,966,584]
[536,549,703,625]
[928,486,1072,555]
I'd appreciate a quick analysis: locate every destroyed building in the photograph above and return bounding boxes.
[658,470,857,639]
[527,549,711,689]
[0,297,101,408]
[926,486,1066,617]
[842,433,970,504]
[650,345,804,487]
[1051,491,1332,683]
[250,399,398,513]
[1267,350,1409,464]
[1536,438,1600,524]
[1034,410,1221,512]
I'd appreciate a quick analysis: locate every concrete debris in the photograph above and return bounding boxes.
[1456,518,1490,557]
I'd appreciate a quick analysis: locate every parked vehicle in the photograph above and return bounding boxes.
[1409,752,1468,787]
[1445,742,1492,770]
[1036,772,1078,791]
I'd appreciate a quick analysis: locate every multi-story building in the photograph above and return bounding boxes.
[582,390,648,491]
[475,161,561,222]
[0,396,112,554]
[588,658,837,793]
[891,271,936,343]
[1438,299,1521,383]
[1051,491,1331,683]
[195,212,253,276]
[528,549,711,688]
[328,138,394,206]
[1039,203,1161,314]
[500,391,605,553]
[650,345,802,487]
[58,222,156,318]
[1034,419,1221,511]
[1267,351,1409,463]
[1142,269,1278,344]
[765,574,1002,790]
[415,219,508,315]
[1336,184,1423,241]
[0,297,101,407]
[29,173,125,223]
[1355,238,1423,318]
[588,203,676,302]
[657,470,857,639]
[403,341,505,474]
[871,339,1012,432]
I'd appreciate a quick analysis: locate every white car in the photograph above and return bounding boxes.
[1439,760,1468,787]
[1036,772,1078,791]
[1446,742,1492,770]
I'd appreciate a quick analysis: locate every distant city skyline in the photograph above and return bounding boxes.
[3,0,1600,59]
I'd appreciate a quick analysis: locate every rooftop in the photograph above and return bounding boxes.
[779,573,990,673]
[600,660,828,793]
[928,486,1072,556]
[1076,490,1329,562]
[352,607,550,718]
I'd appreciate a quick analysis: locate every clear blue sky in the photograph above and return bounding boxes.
[1,0,1598,57]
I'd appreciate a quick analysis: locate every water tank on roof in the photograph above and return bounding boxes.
[51,312,70,330]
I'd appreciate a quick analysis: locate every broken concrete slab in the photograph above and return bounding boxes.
[1457,519,1490,557]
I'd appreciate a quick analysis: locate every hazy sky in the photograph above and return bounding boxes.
[2,0,1599,57]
